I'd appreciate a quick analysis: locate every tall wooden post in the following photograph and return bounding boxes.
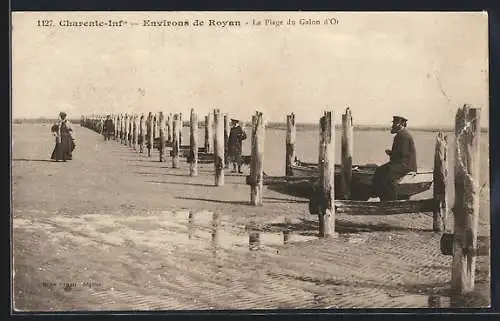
[128,115,133,147]
[451,104,481,294]
[189,108,199,176]
[204,115,210,152]
[285,113,296,176]
[167,113,173,144]
[207,112,214,153]
[318,111,336,238]
[224,114,230,169]
[139,114,145,153]
[250,112,265,206]
[433,132,448,232]
[172,114,181,169]
[341,108,353,200]
[158,112,166,162]
[214,109,225,186]
[153,113,157,149]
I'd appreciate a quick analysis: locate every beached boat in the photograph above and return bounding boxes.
[288,159,433,200]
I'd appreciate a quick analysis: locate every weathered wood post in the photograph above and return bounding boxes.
[214,109,225,186]
[158,112,166,162]
[153,113,157,149]
[139,114,145,153]
[147,112,153,157]
[207,112,214,153]
[250,111,265,205]
[433,132,448,232]
[172,113,181,168]
[451,104,481,294]
[285,113,296,176]
[318,111,336,238]
[189,108,198,176]
[119,114,123,144]
[128,115,133,147]
[167,113,173,144]
[133,114,139,152]
[224,114,230,169]
[341,107,353,200]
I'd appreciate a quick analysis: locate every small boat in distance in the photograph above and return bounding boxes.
[285,159,434,200]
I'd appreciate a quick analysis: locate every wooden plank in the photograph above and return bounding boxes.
[433,132,448,231]
[214,109,225,186]
[334,199,437,215]
[451,104,481,294]
[250,111,265,206]
[318,111,336,237]
[246,175,316,186]
[285,113,296,176]
[341,107,353,200]
[189,108,198,176]
[440,233,489,256]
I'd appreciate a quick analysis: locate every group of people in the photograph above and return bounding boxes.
[53,111,417,201]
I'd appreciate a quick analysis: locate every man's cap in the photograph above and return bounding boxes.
[392,115,408,123]
[59,112,67,118]
[230,118,240,123]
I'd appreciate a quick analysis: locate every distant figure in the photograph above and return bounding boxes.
[102,115,115,141]
[372,116,417,201]
[51,112,76,162]
[227,118,247,173]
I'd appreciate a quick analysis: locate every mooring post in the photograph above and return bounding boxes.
[139,114,145,153]
[318,111,336,238]
[189,108,199,176]
[172,113,181,169]
[153,113,158,150]
[433,132,448,232]
[341,107,354,200]
[451,104,481,294]
[250,111,265,206]
[123,113,129,146]
[214,109,225,186]
[147,112,153,157]
[285,113,296,177]
[128,115,133,147]
[224,114,230,169]
[158,112,166,162]
[204,115,210,152]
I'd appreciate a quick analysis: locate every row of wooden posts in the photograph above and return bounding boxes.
[82,104,484,294]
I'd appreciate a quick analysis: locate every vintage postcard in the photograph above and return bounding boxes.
[11,11,490,311]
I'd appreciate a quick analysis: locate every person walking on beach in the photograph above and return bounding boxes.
[50,112,76,162]
[372,115,417,201]
[102,114,115,142]
[227,118,247,173]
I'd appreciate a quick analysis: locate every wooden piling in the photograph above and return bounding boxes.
[158,112,166,162]
[128,115,133,147]
[214,109,225,186]
[189,108,199,176]
[433,132,448,232]
[318,111,336,238]
[134,115,140,152]
[250,112,265,206]
[139,114,145,153]
[285,113,296,177]
[224,114,230,169]
[172,114,181,168]
[451,104,481,294]
[179,113,183,147]
[123,114,129,145]
[341,108,353,200]
[153,113,157,148]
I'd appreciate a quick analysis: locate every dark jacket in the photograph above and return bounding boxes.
[390,128,417,172]
[228,125,247,156]
[103,119,115,134]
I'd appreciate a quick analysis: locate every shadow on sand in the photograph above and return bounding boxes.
[13,158,55,163]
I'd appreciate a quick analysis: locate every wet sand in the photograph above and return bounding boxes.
[12,123,490,310]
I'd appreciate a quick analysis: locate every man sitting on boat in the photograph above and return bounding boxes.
[372,115,417,201]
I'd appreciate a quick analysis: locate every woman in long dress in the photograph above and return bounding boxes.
[51,112,75,162]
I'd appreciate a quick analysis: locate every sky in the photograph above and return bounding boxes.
[12,11,489,127]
